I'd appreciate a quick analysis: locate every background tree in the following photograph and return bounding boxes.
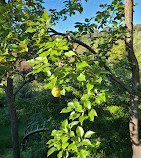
[125,0,141,157]
[0,0,44,158]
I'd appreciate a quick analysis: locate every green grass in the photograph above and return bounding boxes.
[0,125,11,153]
[0,123,27,155]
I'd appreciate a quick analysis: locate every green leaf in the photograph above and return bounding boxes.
[80,150,90,158]
[57,151,63,158]
[39,51,50,57]
[68,143,78,152]
[45,42,54,48]
[56,143,61,150]
[74,101,80,108]
[95,93,106,104]
[65,51,76,57]
[94,89,98,94]
[81,94,89,100]
[70,131,75,137]
[42,10,50,23]
[84,131,95,138]
[77,73,86,81]
[69,112,80,120]
[68,102,75,108]
[95,141,101,147]
[9,44,18,49]
[84,101,91,110]
[86,83,94,91]
[51,130,57,136]
[139,104,141,109]
[79,115,86,124]
[47,147,56,157]
[76,61,89,70]
[50,50,58,61]
[112,21,118,25]
[64,150,69,158]
[47,139,54,147]
[82,139,92,146]
[75,105,83,112]
[62,142,69,150]
[70,121,79,128]
[91,109,97,116]
[61,107,73,113]
[59,45,68,50]
[88,109,97,121]
[26,27,36,33]
[76,126,84,137]
[62,119,68,130]
[95,77,102,83]
[61,135,68,143]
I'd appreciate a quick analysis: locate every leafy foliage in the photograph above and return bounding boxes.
[0,0,140,158]
[25,9,112,157]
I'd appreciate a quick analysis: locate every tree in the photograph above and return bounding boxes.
[125,0,141,157]
[27,0,140,157]
[1,0,140,157]
[0,1,44,158]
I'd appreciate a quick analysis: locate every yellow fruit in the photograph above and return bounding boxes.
[51,86,61,97]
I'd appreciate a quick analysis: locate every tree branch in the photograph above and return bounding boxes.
[14,78,34,96]
[49,28,132,94]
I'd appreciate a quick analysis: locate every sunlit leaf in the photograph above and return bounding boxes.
[76,126,84,137]
[76,61,89,70]
[65,51,75,57]
[26,27,36,33]
[47,147,56,157]
[84,131,95,138]
[84,101,91,110]
[77,73,86,81]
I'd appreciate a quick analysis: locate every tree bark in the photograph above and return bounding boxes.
[6,77,21,158]
[125,0,141,157]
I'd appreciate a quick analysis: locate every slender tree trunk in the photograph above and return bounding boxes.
[6,77,21,158]
[125,0,141,157]
[129,94,141,158]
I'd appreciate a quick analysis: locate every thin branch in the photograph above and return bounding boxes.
[49,28,132,94]
[14,78,34,96]
[49,28,98,54]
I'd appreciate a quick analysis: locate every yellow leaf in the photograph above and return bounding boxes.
[108,38,112,42]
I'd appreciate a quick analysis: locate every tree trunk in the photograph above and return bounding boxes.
[129,94,141,158]
[125,0,141,157]
[6,77,21,158]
